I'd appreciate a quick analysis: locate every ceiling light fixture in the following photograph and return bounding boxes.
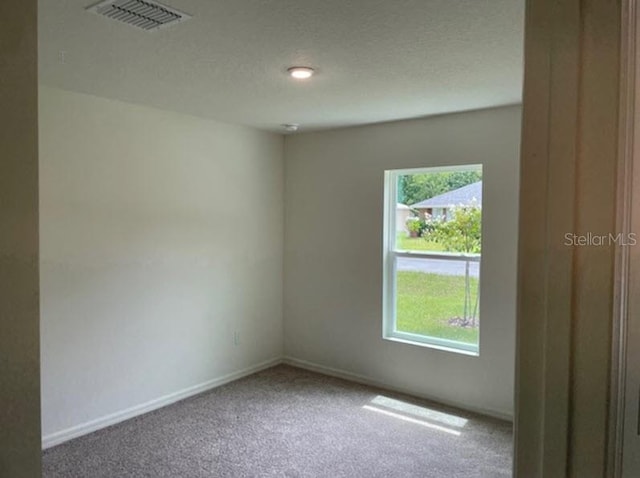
[282,124,299,132]
[287,67,315,80]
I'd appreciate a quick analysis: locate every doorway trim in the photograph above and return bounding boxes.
[516,0,623,475]
[609,0,638,476]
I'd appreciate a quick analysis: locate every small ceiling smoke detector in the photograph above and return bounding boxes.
[86,0,191,32]
[287,67,315,80]
[282,124,299,132]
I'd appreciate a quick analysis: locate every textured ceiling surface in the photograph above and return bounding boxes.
[39,0,524,132]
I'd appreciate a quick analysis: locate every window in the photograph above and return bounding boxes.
[383,165,483,355]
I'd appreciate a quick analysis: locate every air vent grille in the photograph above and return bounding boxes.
[86,0,191,31]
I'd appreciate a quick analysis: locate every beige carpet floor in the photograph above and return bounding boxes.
[42,365,512,477]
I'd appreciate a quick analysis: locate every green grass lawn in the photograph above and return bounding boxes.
[396,271,479,345]
[396,235,445,252]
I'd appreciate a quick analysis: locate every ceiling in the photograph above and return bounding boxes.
[38,0,524,133]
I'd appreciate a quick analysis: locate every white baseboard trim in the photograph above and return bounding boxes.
[282,356,514,422]
[42,357,283,449]
[43,355,512,449]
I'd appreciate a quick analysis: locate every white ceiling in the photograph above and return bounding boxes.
[39,0,524,133]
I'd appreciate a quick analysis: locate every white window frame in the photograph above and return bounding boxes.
[382,165,482,356]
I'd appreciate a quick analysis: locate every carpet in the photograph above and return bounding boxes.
[42,365,512,477]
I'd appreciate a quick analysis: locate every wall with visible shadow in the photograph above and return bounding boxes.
[284,106,521,419]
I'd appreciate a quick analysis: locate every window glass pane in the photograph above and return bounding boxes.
[384,165,483,353]
[394,256,480,346]
[395,170,482,254]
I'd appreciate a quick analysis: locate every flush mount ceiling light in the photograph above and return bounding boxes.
[282,124,299,132]
[287,67,315,80]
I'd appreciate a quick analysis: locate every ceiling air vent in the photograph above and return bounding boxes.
[86,0,191,32]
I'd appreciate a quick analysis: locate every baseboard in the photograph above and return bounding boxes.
[43,355,511,449]
[42,357,283,449]
[282,356,513,422]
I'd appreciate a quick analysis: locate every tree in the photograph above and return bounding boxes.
[428,203,481,253]
[426,203,482,326]
[444,171,483,192]
[398,171,482,205]
[398,173,447,205]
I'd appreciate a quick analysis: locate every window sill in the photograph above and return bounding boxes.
[383,334,479,357]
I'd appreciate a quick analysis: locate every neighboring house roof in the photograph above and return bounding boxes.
[412,181,482,209]
[396,203,411,210]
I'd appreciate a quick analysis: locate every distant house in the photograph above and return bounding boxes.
[396,203,412,235]
[412,181,482,220]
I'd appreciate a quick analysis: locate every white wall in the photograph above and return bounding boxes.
[39,87,284,440]
[283,106,521,418]
[39,91,518,443]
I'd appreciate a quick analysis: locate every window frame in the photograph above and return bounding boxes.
[382,166,483,356]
